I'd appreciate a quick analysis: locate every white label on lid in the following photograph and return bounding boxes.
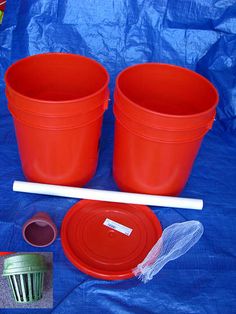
[103,218,133,236]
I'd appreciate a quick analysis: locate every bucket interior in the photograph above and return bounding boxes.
[5,53,108,101]
[117,64,218,116]
[24,222,55,246]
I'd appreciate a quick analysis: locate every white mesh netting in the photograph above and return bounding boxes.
[133,220,204,283]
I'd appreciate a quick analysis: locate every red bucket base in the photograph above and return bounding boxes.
[61,200,162,280]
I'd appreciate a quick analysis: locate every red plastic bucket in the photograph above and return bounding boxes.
[113,63,219,196]
[5,53,109,186]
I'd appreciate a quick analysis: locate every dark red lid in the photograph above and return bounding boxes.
[61,200,162,280]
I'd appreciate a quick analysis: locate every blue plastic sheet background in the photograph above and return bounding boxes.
[0,0,236,313]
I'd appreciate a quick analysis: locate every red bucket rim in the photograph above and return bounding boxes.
[115,62,219,119]
[5,52,110,104]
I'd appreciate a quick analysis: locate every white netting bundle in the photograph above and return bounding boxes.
[133,220,204,283]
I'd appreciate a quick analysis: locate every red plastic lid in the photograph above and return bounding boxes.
[61,200,162,280]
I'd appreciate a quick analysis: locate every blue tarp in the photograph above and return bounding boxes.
[0,1,235,313]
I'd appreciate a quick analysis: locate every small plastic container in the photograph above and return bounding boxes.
[22,212,57,247]
[2,254,47,303]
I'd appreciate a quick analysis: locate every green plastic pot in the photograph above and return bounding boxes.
[2,254,47,303]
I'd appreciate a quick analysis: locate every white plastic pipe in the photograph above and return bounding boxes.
[13,181,203,210]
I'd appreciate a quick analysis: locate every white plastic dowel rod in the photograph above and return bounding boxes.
[13,180,203,210]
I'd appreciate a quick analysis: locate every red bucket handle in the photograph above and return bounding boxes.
[103,89,110,111]
[207,115,216,130]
